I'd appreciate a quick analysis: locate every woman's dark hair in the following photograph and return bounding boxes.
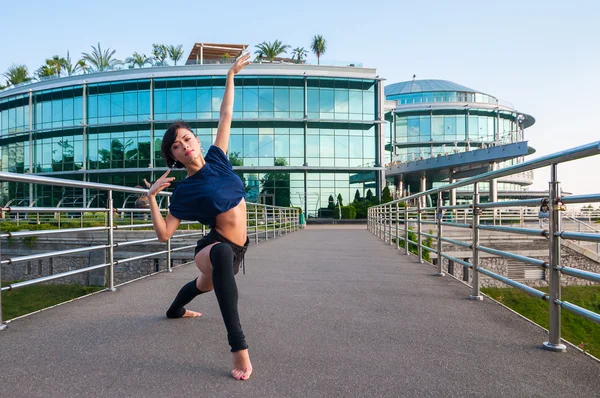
[161,120,194,168]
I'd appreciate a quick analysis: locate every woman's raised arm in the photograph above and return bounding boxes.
[213,52,251,153]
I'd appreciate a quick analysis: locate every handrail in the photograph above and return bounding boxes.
[0,172,162,196]
[367,140,600,353]
[0,171,301,329]
[384,141,600,206]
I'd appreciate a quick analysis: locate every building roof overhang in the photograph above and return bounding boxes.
[185,43,248,65]
[385,141,534,183]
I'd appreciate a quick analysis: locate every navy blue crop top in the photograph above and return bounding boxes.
[168,145,245,227]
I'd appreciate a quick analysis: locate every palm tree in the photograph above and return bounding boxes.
[310,35,327,65]
[3,65,33,86]
[152,44,168,66]
[81,42,123,72]
[291,47,308,64]
[254,40,290,62]
[167,44,184,66]
[48,55,68,77]
[36,63,57,80]
[64,51,87,76]
[126,52,153,68]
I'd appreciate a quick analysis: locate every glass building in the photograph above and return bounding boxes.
[384,79,536,201]
[0,63,386,216]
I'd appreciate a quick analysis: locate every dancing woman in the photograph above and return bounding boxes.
[148,53,252,381]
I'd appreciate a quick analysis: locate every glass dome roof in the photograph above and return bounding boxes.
[385,79,482,96]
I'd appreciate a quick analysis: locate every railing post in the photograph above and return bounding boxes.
[380,206,384,239]
[387,205,394,245]
[520,207,524,228]
[436,192,444,276]
[417,199,423,263]
[404,204,409,255]
[0,236,7,330]
[469,183,482,300]
[381,206,384,240]
[265,206,269,242]
[544,163,567,352]
[254,205,259,244]
[376,207,380,238]
[395,202,400,249]
[273,207,277,239]
[107,190,116,292]
[166,196,172,273]
[376,206,379,238]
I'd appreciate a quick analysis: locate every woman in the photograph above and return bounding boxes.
[539,198,550,228]
[147,53,252,381]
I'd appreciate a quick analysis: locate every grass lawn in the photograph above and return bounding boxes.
[1,281,104,321]
[482,285,600,358]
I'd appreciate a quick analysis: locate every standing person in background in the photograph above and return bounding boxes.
[147,53,253,381]
[539,198,550,228]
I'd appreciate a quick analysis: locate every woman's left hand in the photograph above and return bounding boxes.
[230,52,251,75]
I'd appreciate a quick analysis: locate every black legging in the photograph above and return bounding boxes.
[166,278,207,318]
[210,243,248,352]
[166,243,248,352]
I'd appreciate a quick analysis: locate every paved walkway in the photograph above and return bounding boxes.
[1,227,599,397]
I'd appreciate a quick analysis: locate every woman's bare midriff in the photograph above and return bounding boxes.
[214,198,247,246]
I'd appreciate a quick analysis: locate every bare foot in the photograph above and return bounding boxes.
[231,349,252,380]
[182,309,201,318]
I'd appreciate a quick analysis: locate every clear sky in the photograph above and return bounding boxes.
[1,0,599,196]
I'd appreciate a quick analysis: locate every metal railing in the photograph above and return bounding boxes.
[368,141,600,352]
[0,172,300,329]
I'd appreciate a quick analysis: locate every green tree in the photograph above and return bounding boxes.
[35,63,56,80]
[354,189,361,203]
[260,157,291,207]
[310,35,327,65]
[328,194,335,209]
[254,40,290,61]
[64,51,87,76]
[228,151,248,192]
[3,64,33,86]
[167,44,184,65]
[382,186,393,203]
[291,47,308,64]
[337,193,343,207]
[48,55,67,77]
[152,44,168,66]
[366,189,374,202]
[82,43,123,72]
[126,52,153,68]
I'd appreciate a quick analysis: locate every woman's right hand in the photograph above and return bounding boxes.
[148,170,175,197]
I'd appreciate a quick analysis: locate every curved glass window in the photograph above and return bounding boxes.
[387,91,498,105]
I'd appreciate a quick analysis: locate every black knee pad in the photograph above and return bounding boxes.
[210,243,234,270]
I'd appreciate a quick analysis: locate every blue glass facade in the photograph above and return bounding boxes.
[385,79,535,196]
[0,66,382,216]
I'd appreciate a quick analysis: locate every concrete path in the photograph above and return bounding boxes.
[1,227,599,397]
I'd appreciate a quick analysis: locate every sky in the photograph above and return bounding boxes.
[1,0,599,197]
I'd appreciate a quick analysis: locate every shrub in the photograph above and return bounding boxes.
[341,205,356,219]
[392,227,432,262]
[382,186,393,203]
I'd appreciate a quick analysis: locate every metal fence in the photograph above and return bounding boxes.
[368,141,600,352]
[0,172,300,330]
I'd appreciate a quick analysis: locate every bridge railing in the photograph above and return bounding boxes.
[369,141,600,352]
[0,173,300,330]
